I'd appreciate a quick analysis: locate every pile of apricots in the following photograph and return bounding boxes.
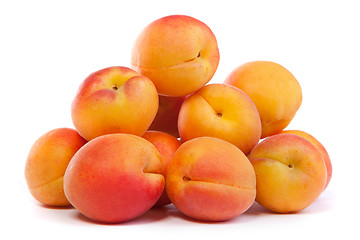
[25,15,332,223]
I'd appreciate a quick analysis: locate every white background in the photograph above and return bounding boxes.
[1,0,359,239]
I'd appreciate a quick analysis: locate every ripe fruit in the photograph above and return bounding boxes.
[248,134,327,213]
[71,66,158,141]
[148,95,186,138]
[225,61,302,138]
[131,15,220,97]
[279,130,332,189]
[178,83,261,155]
[63,133,165,223]
[166,137,256,221]
[25,128,87,206]
[142,131,182,207]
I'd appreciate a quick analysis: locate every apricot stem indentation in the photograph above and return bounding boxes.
[183,176,191,182]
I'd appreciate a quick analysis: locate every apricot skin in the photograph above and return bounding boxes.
[71,66,158,141]
[63,133,164,223]
[178,83,261,155]
[166,137,256,221]
[225,61,302,138]
[131,15,220,97]
[248,134,327,213]
[148,95,186,138]
[279,130,332,189]
[142,131,182,207]
[25,128,87,207]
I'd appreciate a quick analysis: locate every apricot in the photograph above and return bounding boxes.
[142,131,182,207]
[71,66,158,141]
[225,61,302,138]
[248,134,327,213]
[279,130,332,189]
[25,128,87,206]
[148,95,186,138]
[131,15,219,96]
[166,137,256,221]
[178,83,261,155]
[63,133,164,223]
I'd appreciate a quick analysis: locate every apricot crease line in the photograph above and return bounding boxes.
[184,178,254,191]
